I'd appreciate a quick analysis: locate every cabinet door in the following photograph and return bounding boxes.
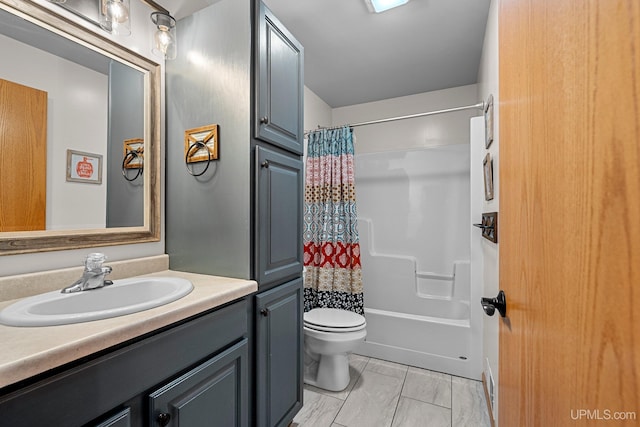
[255,146,303,285]
[149,339,248,427]
[255,2,304,154]
[255,278,303,427]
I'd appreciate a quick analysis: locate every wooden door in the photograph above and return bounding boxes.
[0,78,47,231]
[499,1,640,425]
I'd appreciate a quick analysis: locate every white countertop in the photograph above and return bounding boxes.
[0,270,257,389]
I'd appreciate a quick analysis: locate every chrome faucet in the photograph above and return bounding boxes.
[61,253,113,293]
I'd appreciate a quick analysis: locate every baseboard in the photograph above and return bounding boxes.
[482,372,496,427]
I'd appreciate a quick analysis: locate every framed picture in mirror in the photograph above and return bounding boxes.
[66,149,102,184]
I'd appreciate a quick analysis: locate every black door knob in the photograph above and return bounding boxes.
[481,290,507,317]
[260,116,269,124]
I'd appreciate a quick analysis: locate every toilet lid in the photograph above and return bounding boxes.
[304,308,366,329]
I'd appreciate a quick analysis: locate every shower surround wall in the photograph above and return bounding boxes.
[355,144,482,379]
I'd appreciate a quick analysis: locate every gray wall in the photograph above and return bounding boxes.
[106,60,144,228]
[165,0,252,278]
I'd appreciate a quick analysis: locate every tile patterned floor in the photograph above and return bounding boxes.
[292,354,491,427]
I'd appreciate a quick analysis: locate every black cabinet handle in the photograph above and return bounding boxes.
[481,290,507,317]
[157,412,171,426]
[261,160,270,168]
[260,308,270,317]
[260,116,269,124]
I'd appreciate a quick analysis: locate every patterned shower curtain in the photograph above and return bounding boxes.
[303,126,364,315]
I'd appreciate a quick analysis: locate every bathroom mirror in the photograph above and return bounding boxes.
[0,0,160,255]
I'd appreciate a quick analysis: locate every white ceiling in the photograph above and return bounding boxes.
[158,0,491,108]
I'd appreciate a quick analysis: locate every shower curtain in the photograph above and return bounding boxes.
[303,126,364,315]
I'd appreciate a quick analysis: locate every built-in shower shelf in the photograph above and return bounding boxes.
[416,272,454,281]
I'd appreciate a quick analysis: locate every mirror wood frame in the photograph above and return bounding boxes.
[0,0,161,255]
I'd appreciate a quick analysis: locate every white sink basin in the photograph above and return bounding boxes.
[0,277,194,327]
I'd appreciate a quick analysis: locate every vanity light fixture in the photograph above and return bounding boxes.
[150,11,177,60]
[99,0,131,36]
[364,0,410,13]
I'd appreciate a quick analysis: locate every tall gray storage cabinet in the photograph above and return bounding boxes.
[165,0,305,425]
[253,2,304,426]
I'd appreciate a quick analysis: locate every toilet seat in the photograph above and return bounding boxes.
[304,323,366,333]
[304,308,366,333]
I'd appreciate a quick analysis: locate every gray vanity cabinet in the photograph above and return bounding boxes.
[255,145,304,286]
[255,278,303,427]
[0,300,249,427]
[255,1,304,155]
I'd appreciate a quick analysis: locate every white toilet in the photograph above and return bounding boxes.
[303,308,367,391]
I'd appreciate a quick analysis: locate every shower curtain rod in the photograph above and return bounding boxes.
[305,101,485,136]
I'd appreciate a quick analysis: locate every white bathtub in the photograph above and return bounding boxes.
[362,306,473,374]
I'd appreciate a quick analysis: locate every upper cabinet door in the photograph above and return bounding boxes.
[255,2,304,154]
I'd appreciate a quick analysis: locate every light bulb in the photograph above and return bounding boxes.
[151,12,177,60]
[106,0,129,24]
[154,28,174,54]
[100,0,131,36]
